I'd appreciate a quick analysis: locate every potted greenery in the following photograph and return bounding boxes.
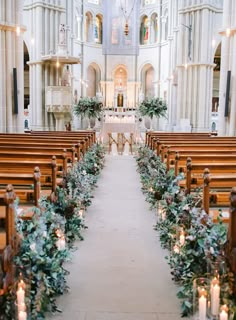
[138,97,167,130]
[74,97,103,128]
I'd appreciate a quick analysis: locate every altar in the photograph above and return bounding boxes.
[100,111,139,143]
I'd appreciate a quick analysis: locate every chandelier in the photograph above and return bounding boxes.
[120,0,136,36]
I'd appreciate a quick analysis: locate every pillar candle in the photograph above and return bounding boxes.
[17,287,25,306]
[211,278,220,316]
[220,310,228,320]
[18,310,27,320]
[199,293,207,320]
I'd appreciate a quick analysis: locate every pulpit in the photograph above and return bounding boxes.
[45,86,72,131]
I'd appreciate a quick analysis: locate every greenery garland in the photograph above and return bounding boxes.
[0,143,106,319]
[136,146,236,318]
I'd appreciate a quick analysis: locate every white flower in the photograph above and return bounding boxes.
[94,163,98,167]
[43,231,47,238]
[82,170,87,175]
[30,243,37,252]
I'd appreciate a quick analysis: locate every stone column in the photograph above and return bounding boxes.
[218,0,232,135]
[0,0,24,133]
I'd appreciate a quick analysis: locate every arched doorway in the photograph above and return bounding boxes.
[212,43,221,132]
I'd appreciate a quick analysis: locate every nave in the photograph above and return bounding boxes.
[52,155,182,320]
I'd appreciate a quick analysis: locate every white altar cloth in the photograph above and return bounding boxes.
[101,122,138,142]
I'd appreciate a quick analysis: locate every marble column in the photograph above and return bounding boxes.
[218,0,233,136]
[0,0,24,133]
[77,16,82,41]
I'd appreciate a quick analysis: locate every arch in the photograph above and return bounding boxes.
[140,15,149,45]
[85,11,94,42]
[86,62,101,97]
[140,63,155,98]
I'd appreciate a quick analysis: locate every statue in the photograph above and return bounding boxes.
[59,23,66,45]
[117,93,123,107]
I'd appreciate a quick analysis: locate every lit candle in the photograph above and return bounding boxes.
[18,280,26,291]
[17,287,25,306]
[18,310,27,320]
[179,232,185,246]
[199,289,207,320]
[220,310,228,320]
[220,305,229,320]
[211,278,220,316]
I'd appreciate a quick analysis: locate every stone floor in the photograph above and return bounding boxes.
[51,155,183,320]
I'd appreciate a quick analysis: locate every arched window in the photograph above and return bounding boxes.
[140,15,149,45]
[94,14,103,44]
[85,12,93,42]
[150,13,158,43]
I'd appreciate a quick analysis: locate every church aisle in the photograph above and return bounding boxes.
[52,155,182,320]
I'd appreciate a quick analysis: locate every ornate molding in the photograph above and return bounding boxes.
[23,2,65,12]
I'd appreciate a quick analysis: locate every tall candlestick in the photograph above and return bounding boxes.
[211,278,220,316]
[199,291,207,320]
[17,287,25,306]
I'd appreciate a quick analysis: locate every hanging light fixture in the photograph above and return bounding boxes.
[124,21,129,36]
[120,0,136,37]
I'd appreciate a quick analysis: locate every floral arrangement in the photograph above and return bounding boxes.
[138,97,167,119]
[136,146,236,318]
[74,97,103,119]
[0,143,106,319]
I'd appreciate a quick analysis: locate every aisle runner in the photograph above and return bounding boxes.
[52,155,182,320]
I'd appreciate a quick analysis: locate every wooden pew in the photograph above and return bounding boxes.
[145,132,213,147]
[171,152,236,175]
